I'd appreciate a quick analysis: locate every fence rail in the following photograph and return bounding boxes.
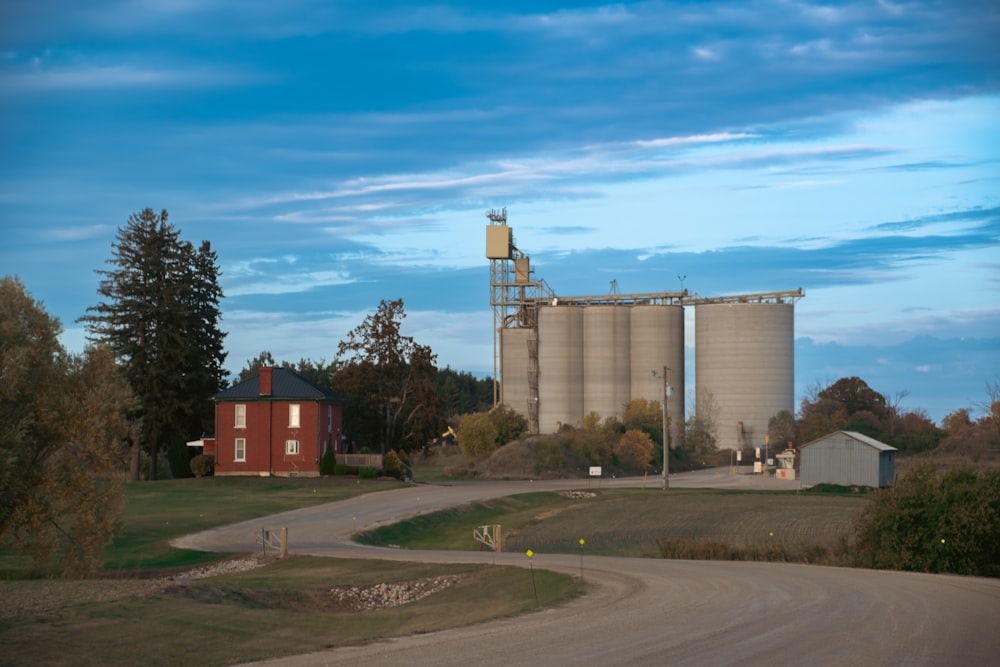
[341,453,383,469]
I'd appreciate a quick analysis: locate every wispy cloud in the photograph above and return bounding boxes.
[43,224,113,241]
[1,60,260,91]
[225,269,355,297]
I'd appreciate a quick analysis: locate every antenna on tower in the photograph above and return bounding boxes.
[486,207,507,224]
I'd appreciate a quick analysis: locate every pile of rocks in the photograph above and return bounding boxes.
[168,555,269,581]
[328,575,462,611]
[560,490,597,499]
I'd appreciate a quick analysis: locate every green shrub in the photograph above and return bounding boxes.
[319,446,336,476]
[189,454,215,478]
[167,438,193,479]
[457,412,499,460]
[533,440,565,475]
[358,466,379,479]
[384,450,404,480]
[854,464,1000,577]
[333,463,353,475]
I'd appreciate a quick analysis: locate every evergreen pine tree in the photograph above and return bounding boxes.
[80,209,228,479]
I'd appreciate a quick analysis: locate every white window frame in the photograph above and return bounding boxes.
[234,438,246,462]
[288,403,300,428]
[285,439,300,455]
[235,404,246,429]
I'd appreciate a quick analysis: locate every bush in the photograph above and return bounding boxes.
[167,438,194,479]
[333,463,353,476]
[457,412,499,460]
[190,454,215,478]
[319,447,336,476]
[358,466,379,479]
[533,440,565,475]
[457,405,529,461]
[384,450,404,480]
[615,429,654,473]
[854,464,1000,577]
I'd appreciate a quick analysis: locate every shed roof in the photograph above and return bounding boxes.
[214,367,345,402]
[801,430,897,452]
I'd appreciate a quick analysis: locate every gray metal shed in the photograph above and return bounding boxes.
[799,430,897,488]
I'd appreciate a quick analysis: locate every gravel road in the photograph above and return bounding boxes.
[172,471,1000,666]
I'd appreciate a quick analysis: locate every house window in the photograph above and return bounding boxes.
[288,403,300,428]
[235,438,246,462]
[235,404,246,428]
[285,439,300,455]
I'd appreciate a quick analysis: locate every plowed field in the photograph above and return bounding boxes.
[501,492,866,556]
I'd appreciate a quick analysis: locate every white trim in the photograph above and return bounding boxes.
[234,438,246,462]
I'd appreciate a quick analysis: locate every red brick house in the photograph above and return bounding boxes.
[209,366,345,477]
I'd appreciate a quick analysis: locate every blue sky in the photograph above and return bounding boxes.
[2,1,998,424]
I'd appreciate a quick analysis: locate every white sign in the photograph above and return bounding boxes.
[754,462,762,473]
[589,466,602,477]
[736,451,742,462]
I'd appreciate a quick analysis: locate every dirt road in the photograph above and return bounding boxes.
[172,472,1000,666]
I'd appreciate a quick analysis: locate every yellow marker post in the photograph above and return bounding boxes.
[525,549,538,606]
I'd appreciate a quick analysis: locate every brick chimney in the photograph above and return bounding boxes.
[260,366,273,396]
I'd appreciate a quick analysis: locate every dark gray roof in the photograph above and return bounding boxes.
[214,368,345,402]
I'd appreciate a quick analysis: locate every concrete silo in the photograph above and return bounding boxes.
[537,305,584,432]
[583,305,631,421]
[695,301,795,452]
[500,327,532,416]
[630,304,685,445]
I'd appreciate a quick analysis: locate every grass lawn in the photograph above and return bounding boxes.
[1,475,583,666]
[358,488,869,559]
[1,556,583,667]
[1,475,404,576]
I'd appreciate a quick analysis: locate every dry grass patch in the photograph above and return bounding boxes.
[504,491,865,557]
[0,556,583,667]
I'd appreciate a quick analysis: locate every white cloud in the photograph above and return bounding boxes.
[692,46,720,61]
[225,269,354,297]
[1,62,260,91]
[44,224,113,241]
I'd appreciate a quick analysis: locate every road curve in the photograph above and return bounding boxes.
[172,472,1000,666]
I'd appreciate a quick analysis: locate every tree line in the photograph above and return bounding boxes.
[769,375,999,456]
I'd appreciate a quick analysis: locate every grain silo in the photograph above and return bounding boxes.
[487,211,800,442]
[583,305,631,420]
[500,327,532,417]
[695,300,796,452]
[630,304,685,445]
[537,305,584,432]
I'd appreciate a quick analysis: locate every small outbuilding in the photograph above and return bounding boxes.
[799,430,896,488]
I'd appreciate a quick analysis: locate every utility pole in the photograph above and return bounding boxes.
[653,366,672,491]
